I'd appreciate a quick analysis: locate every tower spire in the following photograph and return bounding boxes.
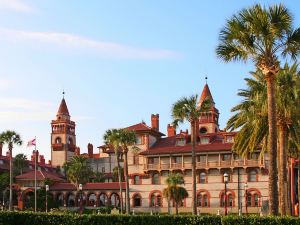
[205,76,207,84]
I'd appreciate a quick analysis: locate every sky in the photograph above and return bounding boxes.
[0,0,299,161]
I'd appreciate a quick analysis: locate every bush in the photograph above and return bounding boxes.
[0,212,300,225]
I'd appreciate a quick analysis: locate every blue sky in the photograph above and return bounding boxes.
[0,0,299,161]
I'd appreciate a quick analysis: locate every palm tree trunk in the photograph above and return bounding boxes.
[175,201,178,215]
[9,145,12,211]
[278,125,287,215]
[123,150,130,214]
[116,154,123,213]
[298,157,300,216]
[191,121,197,215]
[265,74,279,215]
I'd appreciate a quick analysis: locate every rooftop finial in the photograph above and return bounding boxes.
[62,90,65,99]
[205,76,208,84]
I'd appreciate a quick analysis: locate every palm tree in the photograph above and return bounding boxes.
[64,155,92,189]
[14,153,28,175]
[103,129,123,212]
[171,95,211,215]
[216,4,300,215]
[0,130,22,211]
[119,129,137,214]
[227,64,300,215]
[163,173,188,215]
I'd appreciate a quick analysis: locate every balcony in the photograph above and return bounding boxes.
[52,143,64,151]
[144,158,266,171]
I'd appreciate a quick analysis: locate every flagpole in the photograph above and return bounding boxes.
[34,136,37,212]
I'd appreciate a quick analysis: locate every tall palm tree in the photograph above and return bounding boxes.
[64,155,92,191]
[163,173,188,215]
[119,129,137,214]
[171,95,211,215]
[227,64,300,215]
[14,153,28,175]
[216,4,300,214]
[0,130,22,211]
[103,129,123,212]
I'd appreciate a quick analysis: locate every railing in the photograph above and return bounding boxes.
[144,159,266,170]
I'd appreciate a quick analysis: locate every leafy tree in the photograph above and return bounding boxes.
[163,173,188,215]
[13,154,28,176]
[112,166,124,182]
[25,188,58,211]
[171,95,211,215]
[103,129,124,213]
[0,130,22,211]
[119,129,138,214]
[63,155,92,190]
[0,172,9,207]
[216,4,300,215]
[92,171,105,183]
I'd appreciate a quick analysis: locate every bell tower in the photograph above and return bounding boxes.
[198,83,220,134]
[51,93,76,167]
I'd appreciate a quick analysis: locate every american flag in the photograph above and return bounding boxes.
[27,138,36,147]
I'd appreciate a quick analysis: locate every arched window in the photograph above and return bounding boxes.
[150,192,162,207]
[248,170,257,182]
[152,173,160,185]
[197,191,209,207]
[132,194,142,207]
[67,193,75,207]
[55,137,62,144]
[88,193,97,206]
[57,193,64,206]
[99,193,108,206]
[110,193,120,207]
[199,172,207,184]
[220,191,234,207]
[246,190,261,207]
[68,138,73,145]
[200,127,207,134]
[133,175,140,185]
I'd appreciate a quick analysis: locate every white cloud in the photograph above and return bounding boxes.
[0,78,12,90]
[0,0,34,13]
[0,28,181,59]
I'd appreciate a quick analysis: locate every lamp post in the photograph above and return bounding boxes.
[244,183,248,215]
[79,184,83,214]
[224,173,229,216]
[45,185,49,213]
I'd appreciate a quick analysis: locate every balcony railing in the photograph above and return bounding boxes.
[144,159,266,171]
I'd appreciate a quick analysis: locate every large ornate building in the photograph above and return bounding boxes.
[4,83,298,214]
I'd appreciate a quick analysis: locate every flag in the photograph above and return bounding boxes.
[27,138,36,147]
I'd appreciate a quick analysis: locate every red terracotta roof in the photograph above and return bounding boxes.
[49,182,126,191]
[198,84,215,107]
[16,170,64,182]
[57,98,69,116]
[140,132,236,155]
[126,123,165,136]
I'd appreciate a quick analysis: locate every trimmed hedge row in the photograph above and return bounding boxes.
[0,212,300,225]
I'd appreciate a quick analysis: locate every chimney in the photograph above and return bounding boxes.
[31,150,39,163]
[75,147,80,156]
[151,114,159,131]
[48,160,52,165]
[88,143,93,158]
[167,124,176,137]
[39,155,45,165]
[0,142,2,156]
[144,135,149,150]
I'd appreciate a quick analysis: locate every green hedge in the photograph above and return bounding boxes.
[0,212,300,225]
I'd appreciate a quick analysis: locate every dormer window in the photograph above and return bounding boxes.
[200,137,209,144]
[55,137,62,144]
[225,136,234,143]
[176,138,185,146]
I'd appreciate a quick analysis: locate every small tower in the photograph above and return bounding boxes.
[198,83,220,133]
[51,93,76,167]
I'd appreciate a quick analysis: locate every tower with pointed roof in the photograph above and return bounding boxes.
[51,95,76,167]
[198,84,220,134]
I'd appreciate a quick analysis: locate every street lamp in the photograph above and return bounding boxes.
[224,173,229,216]
[79,184,83,214]
[244,183,248,215]
[45,185,49,213]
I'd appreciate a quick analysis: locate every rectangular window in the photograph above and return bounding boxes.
[173,156,182,164]
[225,136,234,143]
[176,138,185,146]
[148,157,159,164]
[199,155,206,162]
[222,154,231,161]
[133,154,139,165]
[135,136,142,145]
